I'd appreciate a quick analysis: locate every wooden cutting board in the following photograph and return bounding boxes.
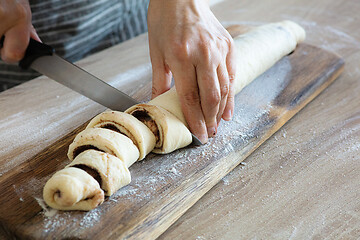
[0,43,344,239]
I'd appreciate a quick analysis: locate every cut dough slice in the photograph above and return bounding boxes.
[125,104,192,154]
[147,20,306,126]
[86,111,156,160]
[67,128,139,167]
[67,150,131,196]
[43,167,104,211]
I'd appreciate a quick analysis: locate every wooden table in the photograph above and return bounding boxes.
[0,0,359,239]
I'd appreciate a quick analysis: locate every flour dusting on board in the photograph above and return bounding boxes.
[41,207,103,234]
[36,198,58,218]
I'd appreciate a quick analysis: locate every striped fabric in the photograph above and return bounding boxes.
[0,0,149,91]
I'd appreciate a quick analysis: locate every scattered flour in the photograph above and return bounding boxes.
[169,167,180,175]
[79,208,102,228]
[35,197,58,218]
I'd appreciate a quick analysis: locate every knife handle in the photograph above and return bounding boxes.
[0,36,54,69]
[0,36,3,49]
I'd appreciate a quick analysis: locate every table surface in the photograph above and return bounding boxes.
[0,0,359,239]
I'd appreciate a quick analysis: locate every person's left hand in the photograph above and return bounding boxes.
[147,0,236,144]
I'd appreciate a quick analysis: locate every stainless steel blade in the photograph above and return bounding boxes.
[31,54,138,111]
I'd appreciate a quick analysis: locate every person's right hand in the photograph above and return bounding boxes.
[148,0,236,144]
[0,0,40,63]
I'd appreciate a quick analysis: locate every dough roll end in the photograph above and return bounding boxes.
[43,167,104,211]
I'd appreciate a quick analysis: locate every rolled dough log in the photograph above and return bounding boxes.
[67,128,140,167]
[43,167,104,211]
[67,150,131,196]
[86,111,156,160]
[147,20,306,126]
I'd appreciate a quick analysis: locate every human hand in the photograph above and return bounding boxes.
[148,0,236,143]
[0,0,40,63]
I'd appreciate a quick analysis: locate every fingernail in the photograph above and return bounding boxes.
[223,109,233,121]
[199,134,208,144]
[207,127,217,137]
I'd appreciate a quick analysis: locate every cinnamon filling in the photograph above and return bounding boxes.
[55,190,61,198]
[73,164,102,187]
[98,122,139,149]
[72,145,103,159]
[100,123,122,134]
[131,110,160,142]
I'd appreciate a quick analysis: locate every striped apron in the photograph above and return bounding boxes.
[0,0,149,91]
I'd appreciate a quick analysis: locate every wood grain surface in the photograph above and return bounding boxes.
[0,41,344,239]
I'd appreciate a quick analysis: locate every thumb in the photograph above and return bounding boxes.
[150,51,172,99]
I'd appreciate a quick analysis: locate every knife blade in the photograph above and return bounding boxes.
[1,36,138,111]
[0,37,202,145]
[31,54,139,111]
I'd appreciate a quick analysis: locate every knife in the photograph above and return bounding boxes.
[0,36,138,111]
[0,36,202,145]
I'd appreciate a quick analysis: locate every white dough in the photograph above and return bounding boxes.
[148,88,186,126]
[147,20,305,126]
[43,167,104,211]
[125,104,192,154]
[86,111,156,160]
[67,128,139,167]
[67,150,131,196]
[232,20,305,94]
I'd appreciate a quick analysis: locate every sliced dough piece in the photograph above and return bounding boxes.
[43,167,104,211]
[67,150,131,196]
[67,128,139,167]
[147,20,305,126]
[125,104,192,154]
[86,111,156,160]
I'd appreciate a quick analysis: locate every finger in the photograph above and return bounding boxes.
[197,64,221,138]
[216,63,230,124]
[222,43,237,121]
[150,49,172,99]
[222,74,235,121]
[1,24,30,63]
[0,22,11,59]
[173,64,208,143]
